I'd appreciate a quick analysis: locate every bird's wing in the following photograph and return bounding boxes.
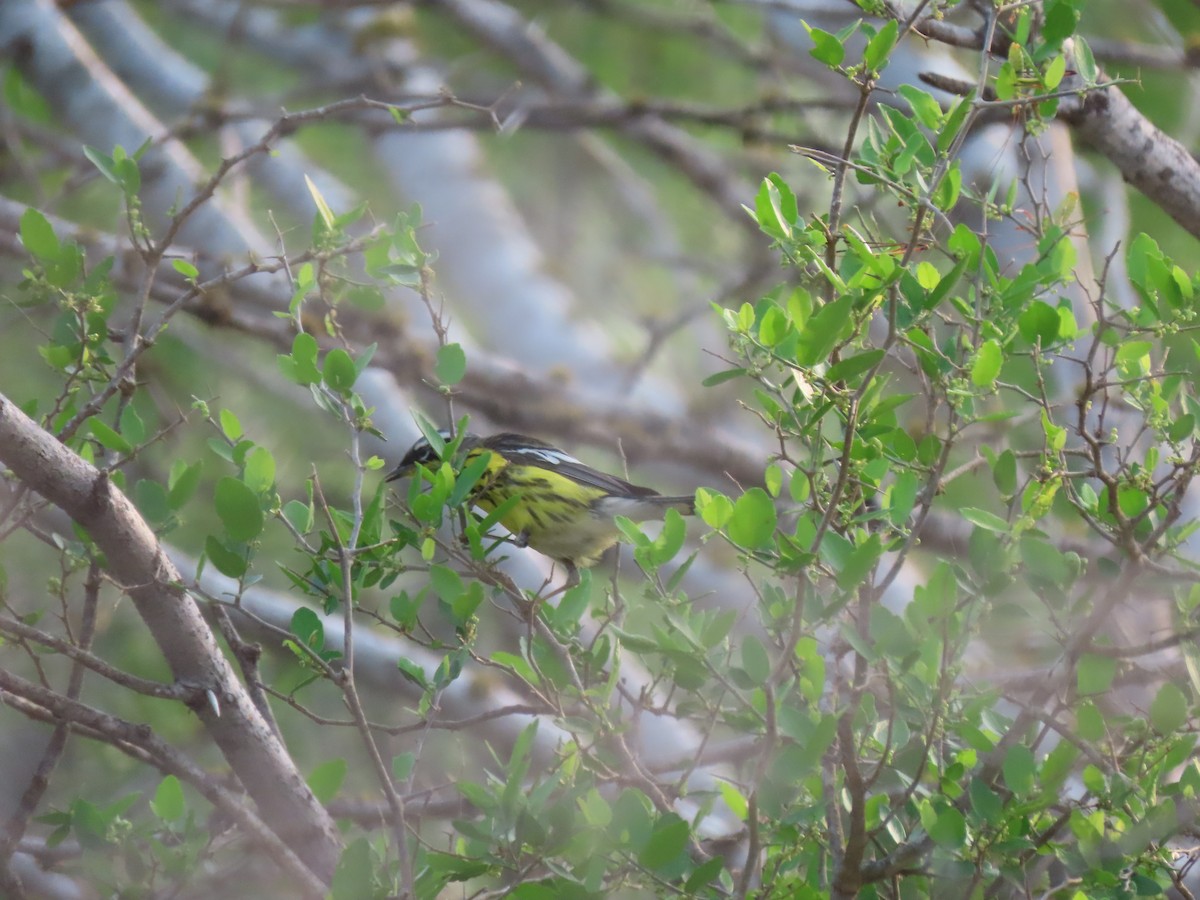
[482,433,659,499]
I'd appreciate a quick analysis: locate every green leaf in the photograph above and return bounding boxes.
[702,367,747,387]
[863,19,898,71]
[429,564,464,603]
[1002,745,1035,797]
[937,94,973,154]
[305,174,337,233]
[971,339,1003,388]
[826,349,885,384]
[1150,683,1188,734]
[697,488,734,529]
[898,85,944,130]
[204,535,247,578]
[416,851,489,889]
[134,479,171,526]
[119,404,146,445]
[1043,53,1067,90]
[1077,652,1116,695]
[434,343,467,385]
[931,164,960,210]
[961,507,1009,532]
[727,488,776,549]
[1017,300,1060,346]
[283,499,314,534]
[752,174,796,240]
[1040,740,1078,791]
[113,155,140,195]
[647,508,687,567]
[758,305,791,346]
[887,471,920,526]
[1077,701,1105,741]
[243,446,276,494]
[4,68,51,122]
[330,838,374,900]
[920,258,968,317]
[323,348,358,394]
[278,332,322,385]
[219,408,243,441]
[969,778,1003,823]
[168,460,202,511]
[764,464,783,498]
[685,856,726,894]
[451,582,484,624]
[796,293,854,366]
[992,450,1017,496]
[87,418,133,454]
[19,208,60,261]
[741,635,771,684]
[1115,340,1152,375]
[172,258,199,280]
[392,752,415,782]
[1074,35,1097,83]
[637,815,690,871]
[1040,410,1066,453]
[717,780,748,821]
[215,476,263,541]
[836,533,883,590]
[151,776,185,821]
[1043,0,1080,46]
[805,25,845,67]
[307,758,347,804]
[396,656,429,689]
[921,801,966,848]
[291,607,325,650]
[83,145,121,186]
[1168,414,1195,443]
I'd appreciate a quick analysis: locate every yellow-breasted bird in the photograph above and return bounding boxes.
[386,431,695,587]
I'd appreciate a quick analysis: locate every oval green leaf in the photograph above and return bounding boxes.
[215,476,263,541]
[1017,300,1059,346]
[204,535,247,578]
[971,339,1003,388]
[307,758,347,804]
[1150,683,1188,734]
[961,507,1009,532]
[323,348,358,394]
[727,488,777,549]
[434,342,467,385]
[243,446,276,494]
[151,775,185,821]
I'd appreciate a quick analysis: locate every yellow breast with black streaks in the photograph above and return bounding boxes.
[464,448,620,567]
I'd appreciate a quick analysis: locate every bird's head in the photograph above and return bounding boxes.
[386,429,480,482]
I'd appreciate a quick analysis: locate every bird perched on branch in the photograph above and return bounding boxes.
[387,431,695,587]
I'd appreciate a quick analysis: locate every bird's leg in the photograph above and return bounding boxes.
[512,529,530,549]
[538,561,580,604]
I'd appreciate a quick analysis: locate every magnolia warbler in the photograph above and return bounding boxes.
[387,431,696,586]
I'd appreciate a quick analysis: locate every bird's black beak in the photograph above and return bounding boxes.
[384,464,411,483]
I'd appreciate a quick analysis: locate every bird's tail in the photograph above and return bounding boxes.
[607,493,696,521]
[654,495,696,516]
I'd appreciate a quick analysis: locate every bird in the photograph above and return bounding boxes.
[386,431,695,588]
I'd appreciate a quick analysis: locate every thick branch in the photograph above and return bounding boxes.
[0,670,326,898]
[913,10,1200,240]
[0,393,341,885]
[1060,74,1200,239]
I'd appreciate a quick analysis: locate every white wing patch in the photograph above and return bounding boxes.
[520,447,584,468]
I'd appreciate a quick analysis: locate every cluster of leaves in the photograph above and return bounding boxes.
[344,5,1200,897]
[10,3,1200,898]
[689,7,1200,899]
[35,776,210,897]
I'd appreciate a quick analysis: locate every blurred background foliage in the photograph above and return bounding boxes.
[4,0,1200,896]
